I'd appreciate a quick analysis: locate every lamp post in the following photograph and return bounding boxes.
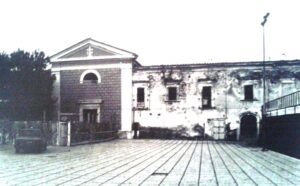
[261,12,270,115]
[261,13,270,151]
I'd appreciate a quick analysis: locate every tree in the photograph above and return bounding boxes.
[0,53,12,119]
[0,50,55,121]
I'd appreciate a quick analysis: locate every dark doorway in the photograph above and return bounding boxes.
[240,114,257,139]
[83,109,97,124]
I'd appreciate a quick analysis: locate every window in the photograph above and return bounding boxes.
[137,88,145,103]
[80,69,101,84]
[244,85,254,100]
[83,73,98,81]
[168,87,177,101]
[202,86,212,108]
[137,88,145,108]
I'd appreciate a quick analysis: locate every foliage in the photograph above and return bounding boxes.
[192,124,204,135]
[198,71,219,83]
[71,122,114,134]
[230,68,300,84]
[161,68,183,84]
[0,50,55,120]
[139,126,192,139]
[12,122,26,130]
[230,70,261,84]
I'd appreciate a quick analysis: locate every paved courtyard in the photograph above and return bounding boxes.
[0,140,300,186]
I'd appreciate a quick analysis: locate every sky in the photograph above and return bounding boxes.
[1,0,300,66]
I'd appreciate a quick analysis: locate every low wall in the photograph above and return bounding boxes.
[263,114,300,158]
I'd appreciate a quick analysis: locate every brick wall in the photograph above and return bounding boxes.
[60,68,121,129]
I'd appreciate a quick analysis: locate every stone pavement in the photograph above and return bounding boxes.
[0,140,300,186]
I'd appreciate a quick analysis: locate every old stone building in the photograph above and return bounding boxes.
[132,61,300,140]
[51,38,300,140]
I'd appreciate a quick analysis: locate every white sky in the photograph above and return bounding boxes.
[1,0,300,66]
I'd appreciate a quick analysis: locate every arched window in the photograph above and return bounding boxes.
[80,70,101,84]
[84,73,98,81]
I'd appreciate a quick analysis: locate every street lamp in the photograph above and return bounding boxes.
[261,12,270,115]
[261,13,270,151]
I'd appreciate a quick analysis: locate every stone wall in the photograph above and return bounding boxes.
[132,61,300,140]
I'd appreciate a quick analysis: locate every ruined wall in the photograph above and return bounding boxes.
[132,62,300,140]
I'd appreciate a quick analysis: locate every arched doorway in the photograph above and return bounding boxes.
[240,114,257,140]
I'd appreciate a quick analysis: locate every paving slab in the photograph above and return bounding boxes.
[0,140,300,186]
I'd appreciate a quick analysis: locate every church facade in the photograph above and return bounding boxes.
[51,38,300,140]
[51,38,139,138]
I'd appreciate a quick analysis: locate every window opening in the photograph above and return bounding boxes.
[80,70,101,84]
[83,73,98,82]
[137,88,145,103]
[202,86,212,108]
[168,87,177,101]
[244,85,254,100]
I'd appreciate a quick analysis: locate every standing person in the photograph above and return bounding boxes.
[2,122,7,144]
[132,122,140,139]
[1,127,5,145]
[225,122,231,140]
[261,117,268,151]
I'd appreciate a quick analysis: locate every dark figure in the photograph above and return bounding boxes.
[192,123,205,140]
[1,128,6,145]
[260,117,268,151]
[1,121,11,145]
[225,122,237,141]
[132,122,140,139]
[225,123,230,140]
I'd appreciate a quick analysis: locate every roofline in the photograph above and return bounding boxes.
[133,60,142,67]
[50,38,138,59]
[134,60,300,70]
[87,38,138,58]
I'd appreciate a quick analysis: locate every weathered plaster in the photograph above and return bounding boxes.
[132,63,300,140]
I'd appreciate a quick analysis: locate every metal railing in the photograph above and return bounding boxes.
[265,90,300,113]
[70,122,117,145]
[72,130,117,144]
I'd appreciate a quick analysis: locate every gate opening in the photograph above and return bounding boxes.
[240,114,257,140]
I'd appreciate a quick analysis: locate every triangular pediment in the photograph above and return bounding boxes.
[50,38,137,62]
[60,44,118,58]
